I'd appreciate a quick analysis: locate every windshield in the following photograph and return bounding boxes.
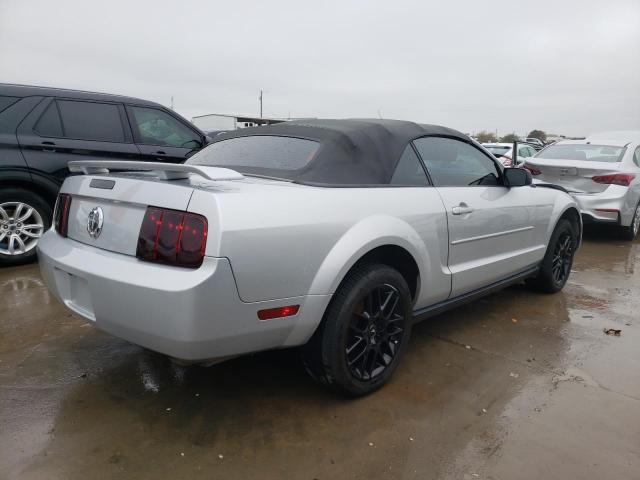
[186,135,320,179]
[536,144,625,162]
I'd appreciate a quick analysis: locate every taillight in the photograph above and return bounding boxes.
[136,207,208,268]
[591,173,635,187]
[524,164,541,176]
[501,155,512,167]
[54,193,72,237]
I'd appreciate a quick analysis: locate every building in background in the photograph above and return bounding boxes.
[191,113,288,136]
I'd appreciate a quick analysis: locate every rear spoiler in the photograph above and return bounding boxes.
[68,161,244,181]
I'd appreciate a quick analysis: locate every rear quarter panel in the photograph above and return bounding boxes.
[187,183,451,306]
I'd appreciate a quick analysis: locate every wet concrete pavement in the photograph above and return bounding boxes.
[1,228,639,479]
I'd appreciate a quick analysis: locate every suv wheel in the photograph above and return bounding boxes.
[302,263,413,396]
[0,188,52,267]
[527,219,578,293]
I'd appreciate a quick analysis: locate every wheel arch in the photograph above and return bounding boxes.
[339,245,420,300]
[544,189,582,249]
[0,174,59,207]
[285,215,433,348]
[557,205,582,247]
[307,215,429,301]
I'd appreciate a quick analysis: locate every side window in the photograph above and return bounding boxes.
[390,145,429,186]
[129,106,201,148]
[57,100,125,142]
[413,137,501,187]
[34,102,63,137]
[518,146,533,158]
[0,96,19,113]
[634,147,640,167]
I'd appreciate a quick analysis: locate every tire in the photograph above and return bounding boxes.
[527,219,578,293]
[302,263,413,397]
[0,188,52,267]
[621,202,640,241]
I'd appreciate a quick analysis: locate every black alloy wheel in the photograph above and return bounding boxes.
[346,284,405,381]
[302,263,413,396]
[551,232,574,285]
[528,218,577,293]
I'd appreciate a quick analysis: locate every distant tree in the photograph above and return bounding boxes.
[475,130,498,143]
[500,133,520,143]
[527,129,547,142]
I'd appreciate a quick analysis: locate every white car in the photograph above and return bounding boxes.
[525,138,545,150]
[524,132,640,239]
[482,142,537,167]
[37,120,581,396]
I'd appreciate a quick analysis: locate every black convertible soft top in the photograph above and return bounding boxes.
[203,119,468,186]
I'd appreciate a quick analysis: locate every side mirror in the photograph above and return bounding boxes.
[504,167,532,187]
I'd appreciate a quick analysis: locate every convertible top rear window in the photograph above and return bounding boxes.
[187,136,319,178]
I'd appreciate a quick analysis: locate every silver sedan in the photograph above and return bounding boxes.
[524,132,640,239]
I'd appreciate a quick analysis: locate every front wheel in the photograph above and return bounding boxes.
[528,219,578,293]
[302,263,413,397]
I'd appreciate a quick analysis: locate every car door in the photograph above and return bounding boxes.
[126,105,204,164]
[413,136,549,297]
[388,145,452,307]
[16,97,140,183]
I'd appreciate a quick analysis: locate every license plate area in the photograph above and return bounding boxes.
[67,197,146,256]
[543,166,579,177]
[54,268,96,321]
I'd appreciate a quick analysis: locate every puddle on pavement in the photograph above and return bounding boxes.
[1,227,639,479]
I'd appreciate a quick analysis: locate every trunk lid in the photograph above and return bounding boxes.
[525,158,621,193]
[62,173,195,256]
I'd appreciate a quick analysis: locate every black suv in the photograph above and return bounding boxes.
[0,84,209,266]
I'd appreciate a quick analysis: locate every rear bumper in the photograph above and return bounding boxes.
[37,231,330,361]
[580,212,619,225]
[571,186,635,226]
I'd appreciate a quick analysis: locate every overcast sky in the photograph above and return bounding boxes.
[1,0,639,137]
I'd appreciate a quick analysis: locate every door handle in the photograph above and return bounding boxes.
[452,203,474,215]
[41,141,56,152]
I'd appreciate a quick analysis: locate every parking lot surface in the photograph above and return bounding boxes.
[1,228,639,480]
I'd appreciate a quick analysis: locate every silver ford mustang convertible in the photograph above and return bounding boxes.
[38,119,581,396]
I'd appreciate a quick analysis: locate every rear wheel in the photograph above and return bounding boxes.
[0,189,52,267]
[302,263,412,396]
[621,203,640,241]
[527,219,578,293]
